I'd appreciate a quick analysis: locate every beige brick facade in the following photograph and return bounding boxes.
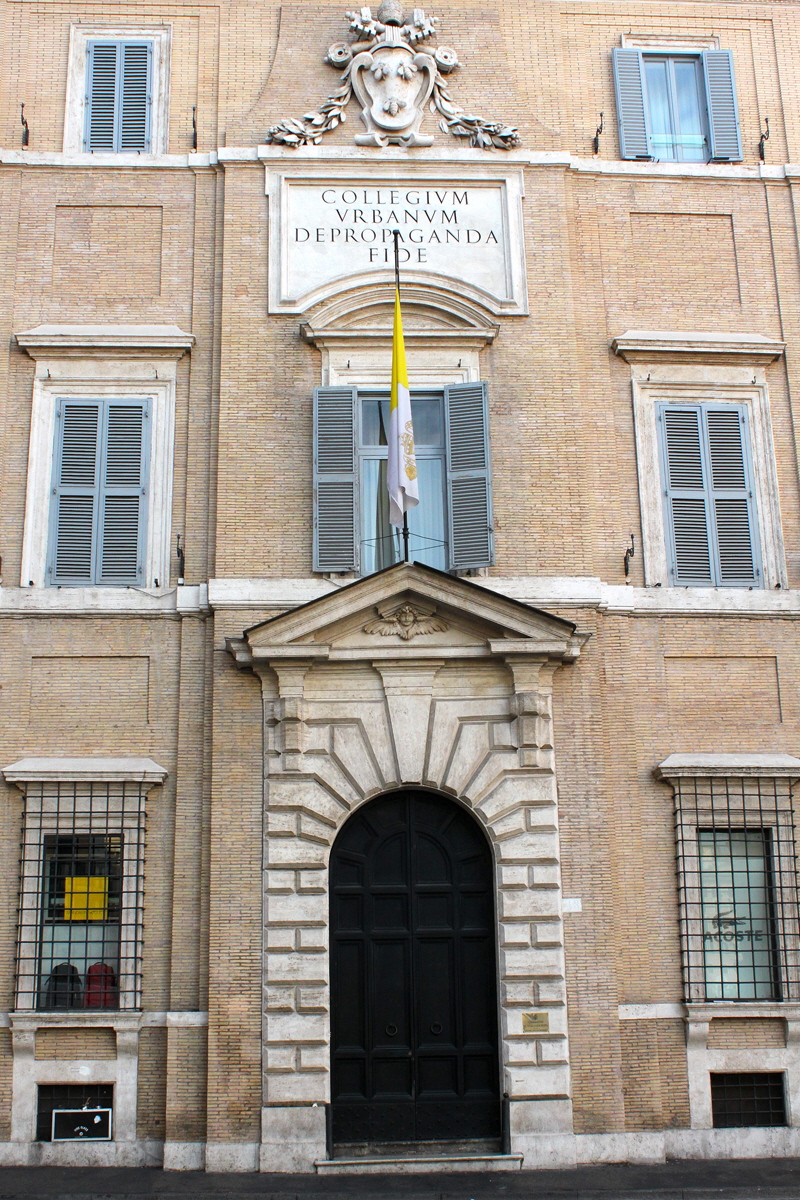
[1,0,800,1176]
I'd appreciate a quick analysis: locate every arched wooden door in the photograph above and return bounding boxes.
[330,790,500,1146]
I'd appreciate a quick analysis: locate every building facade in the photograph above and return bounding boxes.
[1,0,800,1174]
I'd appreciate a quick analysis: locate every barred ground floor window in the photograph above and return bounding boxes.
[1,758,167,1013]
[657,755,800,1003]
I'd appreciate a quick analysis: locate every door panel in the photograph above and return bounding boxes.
[330,791,500,1145]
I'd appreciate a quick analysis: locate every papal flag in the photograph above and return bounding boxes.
[387,286,418,528]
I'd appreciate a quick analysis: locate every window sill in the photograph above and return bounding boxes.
[0,584,208,616]
[686,1001,800,1021]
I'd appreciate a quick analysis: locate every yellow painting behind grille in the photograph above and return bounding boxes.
[64,876,108,921]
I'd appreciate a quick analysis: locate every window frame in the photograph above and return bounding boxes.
[20,364,177,593]
[14,781,147,1013]
[357,389,449,575]
[313,381,494,576]
[670,773,800,1004]
[63,25,171,156]
[656,400,762,588]
[628,361,786,590]
[642,53,711,163]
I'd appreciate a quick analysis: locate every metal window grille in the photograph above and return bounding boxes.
[16,782,145,1011]
[710,1072,786,1128]
[675,775,800,1002]
[36,1084,114,1142]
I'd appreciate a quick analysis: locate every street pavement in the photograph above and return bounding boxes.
[0,1158,800,1200]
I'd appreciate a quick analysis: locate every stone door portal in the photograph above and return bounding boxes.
[330,790,500,1147]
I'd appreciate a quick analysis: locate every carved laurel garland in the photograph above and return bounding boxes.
[264,5,520,150]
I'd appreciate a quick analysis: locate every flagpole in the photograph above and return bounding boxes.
[393,228,410,564]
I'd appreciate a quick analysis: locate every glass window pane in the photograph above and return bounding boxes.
[39,835,121,1010]
[410,399,443,446]
[362,397,442,447]
[674,59,706,162]
[361,400,388,447]
[645,59,674,159]
[360,456,446,574]
[699,829,777,1001]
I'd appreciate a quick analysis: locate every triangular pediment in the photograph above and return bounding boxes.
[227,562,584,668]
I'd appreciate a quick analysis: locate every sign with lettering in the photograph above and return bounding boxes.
[522,1012,550,1034]
[266,166,528,315]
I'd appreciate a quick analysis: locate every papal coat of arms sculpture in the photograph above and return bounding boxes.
[265,0,520,150]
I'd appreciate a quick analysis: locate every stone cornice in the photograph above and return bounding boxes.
[15,324,195,359]
[2,757,168,784]
[656,752,800,780]
[612,330,785,364]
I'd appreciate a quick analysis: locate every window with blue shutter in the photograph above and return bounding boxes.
[84,41,153,152]
[48,398,150,586]
[313,384,494,575]
[613,47,741,162]
[657,402,761,587]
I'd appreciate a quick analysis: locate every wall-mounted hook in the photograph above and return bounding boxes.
[20,103,28,147]
[624,532,635,579]
[176,534,185,585]
[592,111,604,155]
[759,116,770,162]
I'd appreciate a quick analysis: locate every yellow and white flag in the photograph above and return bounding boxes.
[387,286,418,528]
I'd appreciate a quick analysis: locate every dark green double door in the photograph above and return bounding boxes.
[330,791,500,1146]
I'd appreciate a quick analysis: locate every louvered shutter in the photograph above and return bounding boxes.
[612,48,651,159]
[444,382,494,570]
[50,402,101,583]
[98,401,149,584]
[119,43,152,151]
[85,43,118,150]
[48,398,148,586]
[703,50,742,161]
[314,386,358,573]
[84,40,152,151]
[658,404,759,587]
[705,407,758,584]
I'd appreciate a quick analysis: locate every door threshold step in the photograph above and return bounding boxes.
[315,1152,523,1174]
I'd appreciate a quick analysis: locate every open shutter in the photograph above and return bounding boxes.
[314,386,358,573]
[98,401,149,584]
[444,382,494,571]
[705,407,758,584]
[119,43,152,151]
[85,43,118,150]
[50,402,101,583]
[612,48,651,159]
[703,50,742,161]
[660,407,714,584]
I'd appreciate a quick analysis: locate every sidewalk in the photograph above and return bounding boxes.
[0,1157,799,1200]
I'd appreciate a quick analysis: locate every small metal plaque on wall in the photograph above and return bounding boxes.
[522,1011,550,1034]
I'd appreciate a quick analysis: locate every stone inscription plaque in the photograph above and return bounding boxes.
[266,167,528,315]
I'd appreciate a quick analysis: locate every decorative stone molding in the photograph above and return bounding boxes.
[612,330,785,365]
[264,3,519,150]
[364,600,448,639]
[15,324,195,359]
[227,562,586,1170]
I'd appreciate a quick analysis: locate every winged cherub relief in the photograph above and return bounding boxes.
[364,602,449,640]
[264,0,520,150]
